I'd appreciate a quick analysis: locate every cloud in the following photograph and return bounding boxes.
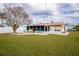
[0,3,79,24]
[27,3,79,24]
[57,3,79,24]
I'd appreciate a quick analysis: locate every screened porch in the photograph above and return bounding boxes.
[27,26,50,33]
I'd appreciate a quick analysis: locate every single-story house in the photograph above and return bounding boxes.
[26,22,66,34]
[0,22,68,35]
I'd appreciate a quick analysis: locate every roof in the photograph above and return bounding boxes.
[28,22,64,26]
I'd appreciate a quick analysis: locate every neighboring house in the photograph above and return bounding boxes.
[66,24,77,32]
[67,27,77,32]
[26,22,66,34]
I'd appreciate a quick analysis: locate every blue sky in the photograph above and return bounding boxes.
[0,3,79,24]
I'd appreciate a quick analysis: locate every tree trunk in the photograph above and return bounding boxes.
[12,27,17,34]
[12,24,19,34]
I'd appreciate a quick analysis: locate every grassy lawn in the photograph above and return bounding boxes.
[0,32,79,56]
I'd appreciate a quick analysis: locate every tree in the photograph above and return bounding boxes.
[4,4,30,33]
[74,25,79,31]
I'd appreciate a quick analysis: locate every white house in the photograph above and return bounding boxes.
[0,22,68,35]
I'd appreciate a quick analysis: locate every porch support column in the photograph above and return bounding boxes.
[47,26,48,31]
[44,26,45,32]
[36,26,37,33]
[40,26,41,32]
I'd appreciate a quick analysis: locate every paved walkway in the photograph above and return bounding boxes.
[16,32,69,35]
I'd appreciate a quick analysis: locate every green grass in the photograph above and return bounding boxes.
[0,32,79,56]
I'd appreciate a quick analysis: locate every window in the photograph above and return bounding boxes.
[54,29,60,31]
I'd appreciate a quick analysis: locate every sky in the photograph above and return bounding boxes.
[0,3,79,24]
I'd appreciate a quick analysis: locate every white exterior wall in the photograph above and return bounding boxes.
[0,26,27,33]
[16,26,27,33]
[61,25,65,33]
[0,27,13,33]
[48,25,65,34]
